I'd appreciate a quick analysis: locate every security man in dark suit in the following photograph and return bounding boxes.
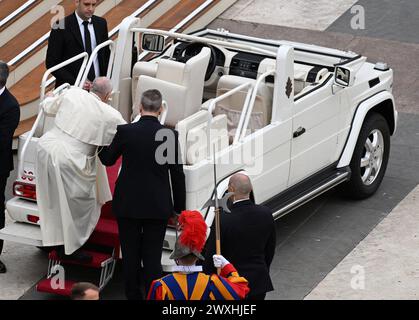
[99,89,186,300]
[0,61,20,274]
[203,173,276,300]
[46,0,110,89]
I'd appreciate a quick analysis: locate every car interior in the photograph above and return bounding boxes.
[131,40,333,166]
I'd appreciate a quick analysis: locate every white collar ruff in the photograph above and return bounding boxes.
[172,265,203,274]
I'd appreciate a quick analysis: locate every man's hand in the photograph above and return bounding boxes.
[45,91,54,98]
[213,255,229,269]
[83,80,93,91]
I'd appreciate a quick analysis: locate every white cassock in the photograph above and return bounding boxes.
[36,87,126,255]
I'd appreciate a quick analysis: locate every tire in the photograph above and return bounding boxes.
[344,113,390,199]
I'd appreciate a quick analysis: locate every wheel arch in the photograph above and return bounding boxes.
[338,91,397,168]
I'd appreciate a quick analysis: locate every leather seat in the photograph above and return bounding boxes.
[294,64,329,95]
[132,47,211,127]
[203,75,273,143]
[175,110,228,165]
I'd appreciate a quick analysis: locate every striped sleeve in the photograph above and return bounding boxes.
[209,264,250,300]
[147,280,163,300]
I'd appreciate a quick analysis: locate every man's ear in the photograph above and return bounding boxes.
[105,92,112,102]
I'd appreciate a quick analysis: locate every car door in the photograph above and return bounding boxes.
[289,76,343,186]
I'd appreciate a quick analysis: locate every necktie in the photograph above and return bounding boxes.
[82,20,96,82]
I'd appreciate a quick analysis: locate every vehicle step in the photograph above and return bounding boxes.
[89,218,119,249]
[36,279,76,297]
[265,166,351,219]
[49,250,113,269]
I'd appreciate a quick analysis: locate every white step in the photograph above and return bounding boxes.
[0,221,42,247]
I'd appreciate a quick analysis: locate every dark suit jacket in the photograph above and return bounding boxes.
[203,200,276,296]
[99,116,186,220]
[46,13,110,88]
[0,88,20,176]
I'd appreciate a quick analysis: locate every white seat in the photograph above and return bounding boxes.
[132,47,211,127]
[132,61,158,104]
[294,64,329,95]
[208,75,273,143]
[176,110,208,163]
[185,114,228,165]
[175,110,228,165]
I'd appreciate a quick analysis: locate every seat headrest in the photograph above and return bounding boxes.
[185,47,211,68]
[156,59,185,84]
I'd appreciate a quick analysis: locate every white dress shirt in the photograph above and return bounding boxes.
[75,12,100,79]
[0,86,5,97]
[233,198,250,205]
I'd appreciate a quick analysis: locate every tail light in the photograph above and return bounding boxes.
[27,215,40,224]
[13,182,37,201]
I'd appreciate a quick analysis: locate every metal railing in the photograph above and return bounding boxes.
[19,52,89,180]
[0,0,37,29]
[239,69,276,142]
[79,40,116,86]
[205,82,254,159]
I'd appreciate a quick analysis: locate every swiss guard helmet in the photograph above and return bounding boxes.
[170,210,208,261]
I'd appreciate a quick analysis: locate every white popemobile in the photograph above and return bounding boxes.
[0,16,397,293]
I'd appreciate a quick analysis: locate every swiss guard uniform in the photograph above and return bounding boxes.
[147,211,249,300]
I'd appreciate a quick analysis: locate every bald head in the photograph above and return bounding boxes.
[91,77,112,102]
[229,173,252,200]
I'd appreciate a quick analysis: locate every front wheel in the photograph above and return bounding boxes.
[345,113,390,199]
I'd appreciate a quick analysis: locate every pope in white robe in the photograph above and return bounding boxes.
[36,83,126,255]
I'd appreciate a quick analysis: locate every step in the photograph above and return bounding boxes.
[2,1,82,69]
[151,0,211,30]
[49,249,113,269]
[0,0,29,22]
[0,0,42,33]
[1,1,59,49]
[9,0,160,110]
[36,279,76,296]
[14,116,37,139]
[89,218,119,249]
[265,166,352,220]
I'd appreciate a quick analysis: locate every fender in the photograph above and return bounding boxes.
[337,91,397,168]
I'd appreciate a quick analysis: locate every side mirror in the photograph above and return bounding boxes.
[141,34,165,53]
[334,66,355,87]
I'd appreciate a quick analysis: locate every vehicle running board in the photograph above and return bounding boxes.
[264,166,351,220]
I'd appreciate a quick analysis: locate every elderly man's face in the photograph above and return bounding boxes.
[75,0,97,20]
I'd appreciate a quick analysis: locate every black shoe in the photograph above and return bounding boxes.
[0,260,6,274]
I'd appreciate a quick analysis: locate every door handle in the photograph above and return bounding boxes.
[293,127,306,138]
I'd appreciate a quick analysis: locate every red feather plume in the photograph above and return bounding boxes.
[178,210,207,253]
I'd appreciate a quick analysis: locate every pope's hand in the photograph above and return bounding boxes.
[83,80,92,91]
[213,255,229,269]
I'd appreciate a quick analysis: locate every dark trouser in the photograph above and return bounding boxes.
[117,218,167,300]
[0,175,8,255]
[247,293,267,300]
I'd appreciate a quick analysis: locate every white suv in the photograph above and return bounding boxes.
[1,17,397,254]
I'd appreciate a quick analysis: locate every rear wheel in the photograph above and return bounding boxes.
[345,113,390,199]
